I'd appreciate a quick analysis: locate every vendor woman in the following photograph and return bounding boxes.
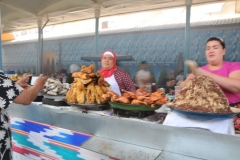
[164,37,240,135]
[99,50,136,96]
[180,37,240,106]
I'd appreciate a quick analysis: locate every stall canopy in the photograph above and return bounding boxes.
[0,0,234,72]
[0,0,234,33]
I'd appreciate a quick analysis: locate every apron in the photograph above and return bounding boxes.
[104,74,121,96]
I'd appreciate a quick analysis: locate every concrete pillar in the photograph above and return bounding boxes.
[184,0,192,78]
[37,16,43,75]
[1,24,3,34]
[93,4,101,71]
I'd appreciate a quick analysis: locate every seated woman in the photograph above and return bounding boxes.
[99,50,136,96]
[161,78,174,95]
[56,69,67,83]
[66,64,80,84]
[167,70,175,80]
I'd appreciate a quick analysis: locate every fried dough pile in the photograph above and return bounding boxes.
[65,64,110,104]
[8,73,30,81]
[169,75,232,114]
[102,88,168,107]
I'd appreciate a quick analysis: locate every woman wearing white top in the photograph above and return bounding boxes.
[99,50,135,96]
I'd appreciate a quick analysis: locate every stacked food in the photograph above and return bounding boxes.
[8,73,30,81]
[169,75,232,114]
[65,64,110,104]
[42,78,68,96]
[102,88,168,107]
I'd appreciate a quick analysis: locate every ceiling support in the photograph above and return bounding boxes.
[93,3,101,71]
[1,24,3,34]
[37,16,43,75]
[236,0,240,13]
[184,0,192,78]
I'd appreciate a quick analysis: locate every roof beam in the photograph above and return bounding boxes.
[0,2,36,16]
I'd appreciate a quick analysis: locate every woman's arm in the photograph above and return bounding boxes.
[122,71,136,92]
[13,74,47,105]
[179,74,195,89]
[199,69,240,93]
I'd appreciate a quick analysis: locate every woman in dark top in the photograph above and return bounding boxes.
[161,78,174,95]
[0,71,46,159]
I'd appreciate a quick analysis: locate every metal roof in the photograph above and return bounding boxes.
[1,0,235,33]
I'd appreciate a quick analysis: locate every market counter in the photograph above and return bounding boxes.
[8,103,240,160]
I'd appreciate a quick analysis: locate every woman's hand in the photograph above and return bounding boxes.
[179,74,195,88]
[13,74,47,105]
[185,74,195,83]
[15,74,32,88]
[34,74,47,91]
[197,68,210,76]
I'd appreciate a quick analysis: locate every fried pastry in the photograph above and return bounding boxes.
[95,85,106,104]
[86,83,96,104]
[100,86,108,94]
[81,64,94,74]
[98,75,104,86]
[66,64,111,104]
[72,72,89,79]
[76,88,85,104]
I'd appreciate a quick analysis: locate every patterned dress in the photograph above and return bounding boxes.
[0,71,23,160]
[114,68,136,93]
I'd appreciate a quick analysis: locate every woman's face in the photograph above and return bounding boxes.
[205,40,225,65]
[166,81,171,87]
[102,55,114,70]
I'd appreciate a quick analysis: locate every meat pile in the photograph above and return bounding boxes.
[102,88,168,107]
[42,78,68,96]
[170,75,232,114]
[66,64,110,104]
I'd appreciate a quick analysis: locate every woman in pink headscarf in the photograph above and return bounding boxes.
[99,50,135,96]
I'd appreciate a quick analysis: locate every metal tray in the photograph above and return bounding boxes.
[43,95,65,100]
[170,107,240,120]
[66,101,110,110]
[108,101,161,111]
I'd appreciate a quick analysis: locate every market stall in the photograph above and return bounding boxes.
[8,102,240,160]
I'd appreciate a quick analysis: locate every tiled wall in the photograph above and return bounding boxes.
[3,28,240,82]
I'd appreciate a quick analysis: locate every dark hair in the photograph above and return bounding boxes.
[141,61,147,64]
[162,78,171,85]
[206,37,225,49]
[179,70,183,74]
[59,69,67,73]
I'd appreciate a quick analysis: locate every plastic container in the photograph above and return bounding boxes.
[152,83,157,92]
[158,88,165,93]
[62,77,67,83]
[175,86,180,97]
[146,83,152,93]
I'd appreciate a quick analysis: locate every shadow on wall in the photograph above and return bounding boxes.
[42,52,56,76]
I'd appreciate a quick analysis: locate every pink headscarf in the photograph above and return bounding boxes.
[99,50,117,78]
